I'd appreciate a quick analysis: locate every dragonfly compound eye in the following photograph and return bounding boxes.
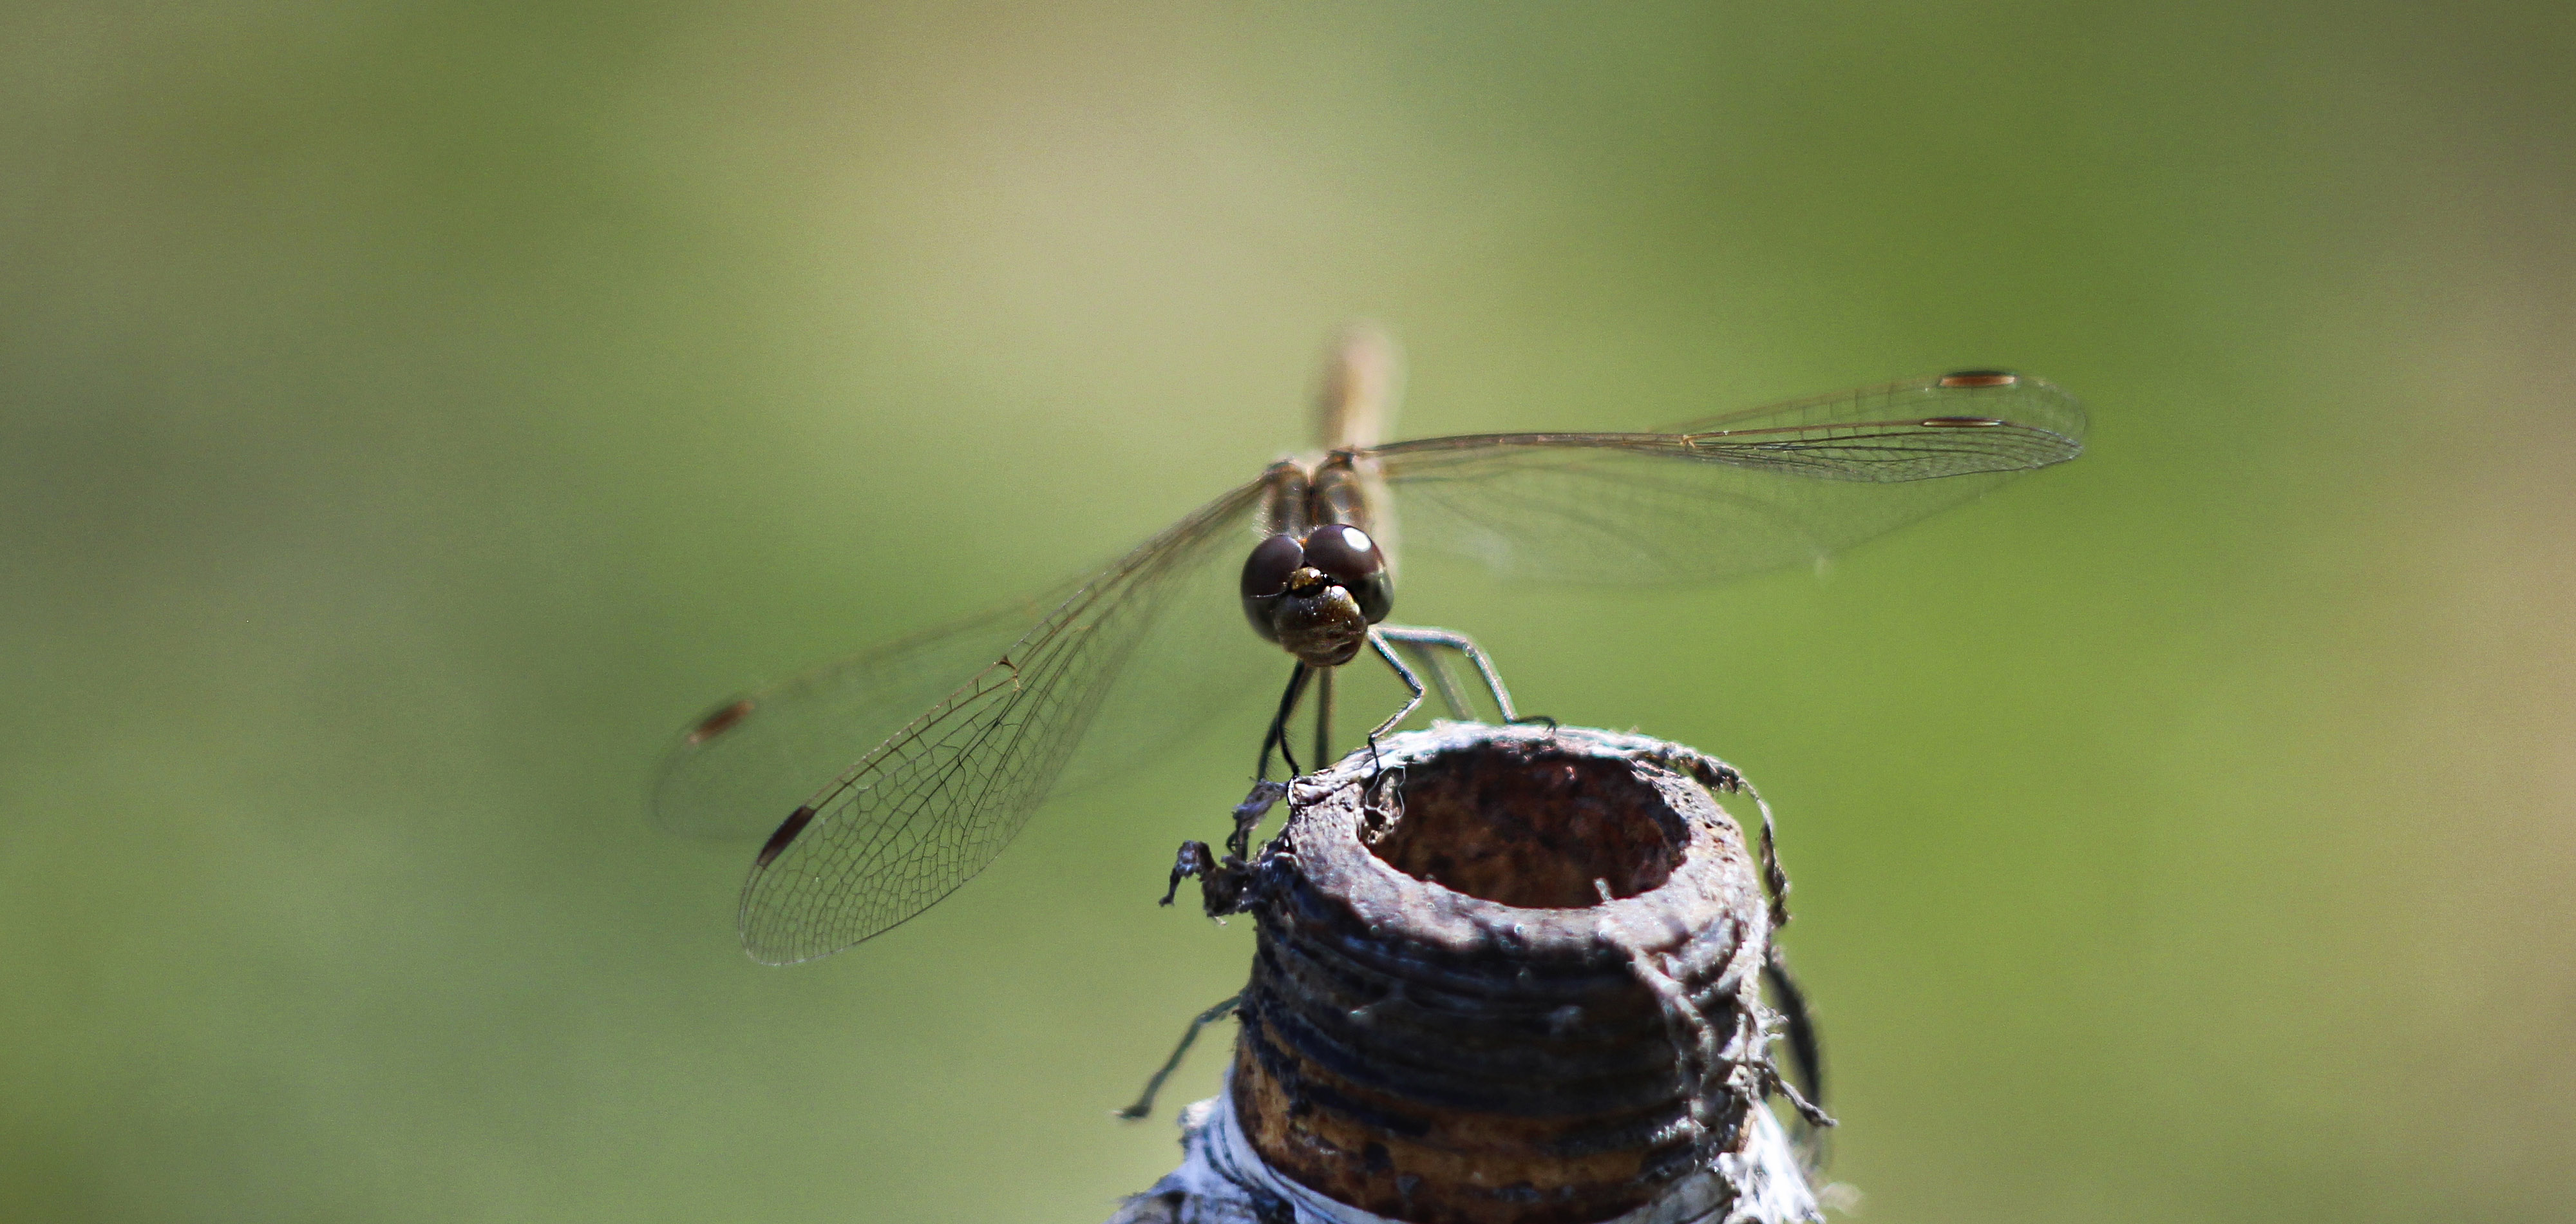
[1240,534,1307,642]
[1300,524,1394,622]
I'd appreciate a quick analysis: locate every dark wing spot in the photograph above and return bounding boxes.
[1919,416,2003,427]
[686,698,756,747]
[1938,370,2018,388]
[755,805,817,869]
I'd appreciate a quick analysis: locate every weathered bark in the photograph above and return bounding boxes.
[1117,723,1826,1224]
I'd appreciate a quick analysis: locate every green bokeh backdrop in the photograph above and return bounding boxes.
[5,3,2570,1222]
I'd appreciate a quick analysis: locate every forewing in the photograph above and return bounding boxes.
[656,564,1281,843]
[1653,370,2086,440]
[653,595,1067,840]
[1367,374,2084,584]
[733,479,1269,964]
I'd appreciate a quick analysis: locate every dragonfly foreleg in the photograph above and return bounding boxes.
[1256,662,1314,781]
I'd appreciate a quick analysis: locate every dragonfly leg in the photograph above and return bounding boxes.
[1363,630,1430,740]
[1115,993,1243,1121]
[1390,638,1475,720]
[1375,624,1530,723]
[1313,667,1334,770]
[1256,663,1313,781]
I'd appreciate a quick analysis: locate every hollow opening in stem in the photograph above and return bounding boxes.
[1362,748,1687,907]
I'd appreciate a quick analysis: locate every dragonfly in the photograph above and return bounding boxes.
[655,329,2086,965]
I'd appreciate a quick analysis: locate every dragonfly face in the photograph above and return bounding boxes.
[1239,459,1396,668]
[1237,526,1390,665]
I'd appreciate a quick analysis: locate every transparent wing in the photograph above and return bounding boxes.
[652,560,1278,843]
[665,479,1272,964]
[653,597,1066,841]
[1365,374,2085,584]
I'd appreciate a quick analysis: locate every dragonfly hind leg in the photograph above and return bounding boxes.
[1373,624,1537,725]
[1276,627,1541,781]
[1355,624,1550,774]
[1362,629,1432,739]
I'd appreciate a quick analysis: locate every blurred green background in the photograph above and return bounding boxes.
[5,3,2570,1221]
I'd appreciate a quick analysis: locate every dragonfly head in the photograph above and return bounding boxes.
[1242,524,1393,667]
